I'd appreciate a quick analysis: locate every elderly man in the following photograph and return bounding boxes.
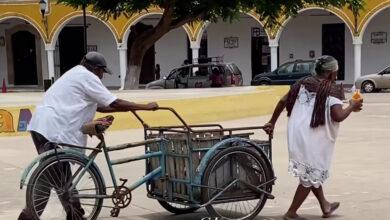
[264,56,363,220]
[18,52,158,220]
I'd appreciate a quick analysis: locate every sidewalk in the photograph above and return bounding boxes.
[0,86,273,107]
[0,86,289,136]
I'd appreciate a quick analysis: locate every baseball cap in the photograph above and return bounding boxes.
[85,51,113,74]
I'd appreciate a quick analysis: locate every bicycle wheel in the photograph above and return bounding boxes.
[202,146,271,220]
[26,154,105,220]
[158,200,199,214]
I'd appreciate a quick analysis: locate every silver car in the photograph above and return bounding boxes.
[355,66,390,93]
[146,63,243,89]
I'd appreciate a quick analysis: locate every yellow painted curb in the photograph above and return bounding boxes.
[0,86,289,136]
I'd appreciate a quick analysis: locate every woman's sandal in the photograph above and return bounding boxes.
[322,202,340,218]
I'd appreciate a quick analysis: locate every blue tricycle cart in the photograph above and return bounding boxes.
[21,107,275,220]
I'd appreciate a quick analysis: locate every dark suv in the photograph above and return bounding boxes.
[146,62,243,89]
[251,60,315,85]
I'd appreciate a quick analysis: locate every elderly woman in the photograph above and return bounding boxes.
[264,56,363,220]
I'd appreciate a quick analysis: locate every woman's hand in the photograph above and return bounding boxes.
[263,122,275,138]
[349,98,363,112]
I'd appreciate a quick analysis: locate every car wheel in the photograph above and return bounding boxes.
[362,81,375,93]
[258,81,270,86]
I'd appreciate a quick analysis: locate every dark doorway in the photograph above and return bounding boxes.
[322,23,345,80]
[251,27,270,79]
[12,31,38,85]
[59,27,85,75]
[127,23,155,84]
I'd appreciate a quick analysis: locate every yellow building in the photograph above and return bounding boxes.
[0,0,389,89]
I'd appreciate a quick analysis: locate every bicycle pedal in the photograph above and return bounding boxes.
[110,208,120,217]
[119,178,128,186]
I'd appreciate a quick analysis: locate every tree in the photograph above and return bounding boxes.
[57,0,364,89]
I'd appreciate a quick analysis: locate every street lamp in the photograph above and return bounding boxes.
[82,3,88,54]
[39,0,46,19]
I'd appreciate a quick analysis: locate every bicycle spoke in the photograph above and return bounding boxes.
[28,156,103,220]
[204,149,269,219]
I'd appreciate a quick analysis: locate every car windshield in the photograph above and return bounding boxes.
[278,63,294,74]
[294,62,314,73]
[382,66,390,74]
[167,69,178,79]
[167,68,189,79]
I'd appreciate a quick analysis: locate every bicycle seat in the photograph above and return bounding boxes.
[81,115,114,136]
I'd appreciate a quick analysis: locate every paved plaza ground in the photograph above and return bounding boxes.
[0,91,389,219]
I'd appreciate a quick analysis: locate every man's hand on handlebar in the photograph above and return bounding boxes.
[146,102,159,110]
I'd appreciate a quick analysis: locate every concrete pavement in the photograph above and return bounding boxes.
[0,92,389,219]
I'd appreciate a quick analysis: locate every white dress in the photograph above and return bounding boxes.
[287,85,343,188]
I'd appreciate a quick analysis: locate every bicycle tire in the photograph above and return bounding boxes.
[158,200,199,214]
[26,154,105,220]
[201,146,272,220]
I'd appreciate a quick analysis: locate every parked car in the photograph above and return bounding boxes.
[251,60,315,85]
[145,62,243,89]
[355,66,390,93]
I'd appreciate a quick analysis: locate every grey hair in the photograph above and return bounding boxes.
[315,55,338,76]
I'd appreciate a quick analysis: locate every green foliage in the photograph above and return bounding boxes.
[347,0,365,16]
[58,0,364,25]
[57,0,364,27]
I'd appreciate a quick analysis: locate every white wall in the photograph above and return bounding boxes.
[140,17,188,78]
[60,17,120,87]
[0,27,6,85]
[207,16,264,85]
[279,11,354,83]
[155,28,187,78]
[362,7,390,75]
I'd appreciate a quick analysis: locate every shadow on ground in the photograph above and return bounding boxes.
[126,212,344,220]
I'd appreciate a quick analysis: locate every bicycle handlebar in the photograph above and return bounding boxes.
[131,107,193,132]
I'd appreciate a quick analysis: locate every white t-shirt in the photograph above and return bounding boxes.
[28,65,117,148]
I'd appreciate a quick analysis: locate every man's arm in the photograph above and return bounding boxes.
[96,106,124,113]
[97,99,158,113]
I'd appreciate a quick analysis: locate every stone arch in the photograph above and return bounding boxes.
[2,19,44,86]
[359,1,390,38]
[0,13,47,43]
[48,12,119,48]
[274,6,354,42]
[193,11,271,46]
[121,10,192,46]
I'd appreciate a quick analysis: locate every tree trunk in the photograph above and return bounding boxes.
[124,44,147,89]
[123,4,198,89]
